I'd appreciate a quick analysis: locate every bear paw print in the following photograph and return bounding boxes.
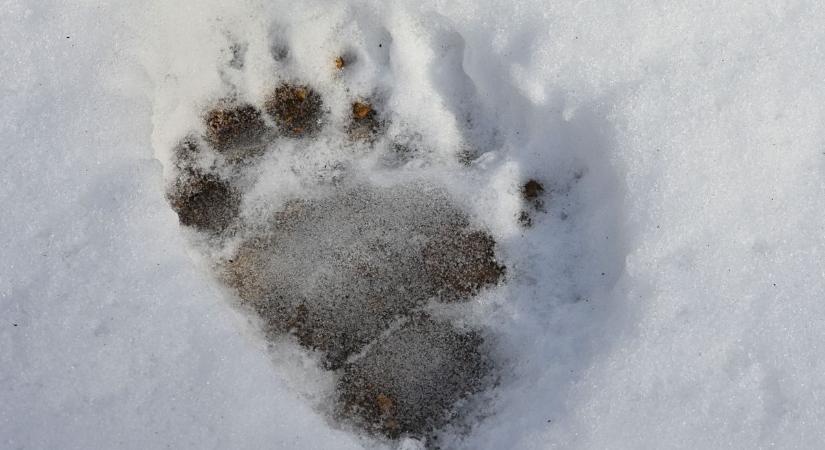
[164,38,510,445]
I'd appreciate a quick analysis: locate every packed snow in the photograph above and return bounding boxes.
[3,0,825,449]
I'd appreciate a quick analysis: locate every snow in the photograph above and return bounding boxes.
[3,0,825,449]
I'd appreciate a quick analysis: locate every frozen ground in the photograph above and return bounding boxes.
[3,0,825,449]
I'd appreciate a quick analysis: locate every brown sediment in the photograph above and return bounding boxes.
[264,83,324,138]
[167,171,239,233]
[521,179,545,200]
[204,103,266,151]
[348,100,384,142]
[519,179,547,227]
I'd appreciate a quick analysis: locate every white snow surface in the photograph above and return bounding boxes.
[3,0,825,449]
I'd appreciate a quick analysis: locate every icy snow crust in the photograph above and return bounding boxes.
[3,0,825,449]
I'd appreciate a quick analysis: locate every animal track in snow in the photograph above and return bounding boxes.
[161,28,548,445]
